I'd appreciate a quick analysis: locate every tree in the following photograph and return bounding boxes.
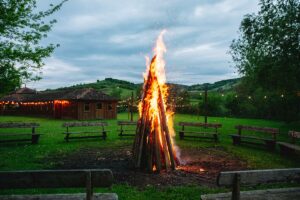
[230,0,300,121]
[110,87,122,99]
[0,0,67,94]
[230,0,300,94]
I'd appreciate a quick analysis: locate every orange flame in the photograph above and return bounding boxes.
[138,30,181,169]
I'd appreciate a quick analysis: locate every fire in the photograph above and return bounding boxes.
[133,30,181,173]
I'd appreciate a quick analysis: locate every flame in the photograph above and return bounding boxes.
[137,30,181,170]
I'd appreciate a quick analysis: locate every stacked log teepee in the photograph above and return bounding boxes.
[133,56,178,173]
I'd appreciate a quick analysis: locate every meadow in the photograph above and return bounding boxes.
[0,113,299,199]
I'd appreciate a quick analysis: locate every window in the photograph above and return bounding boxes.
[96,103,102,109]
[84,103,90,112]
[108,104,113,110]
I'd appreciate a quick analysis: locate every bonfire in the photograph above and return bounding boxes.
[133,30,180,173]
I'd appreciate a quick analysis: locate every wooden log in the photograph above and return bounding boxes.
[135,111,150,168]
[154,119,162,172]
[158,116,171,170]
[157,86,176,170]
[147,129,154,172]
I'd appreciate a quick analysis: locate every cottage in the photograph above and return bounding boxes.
[0,88,118,120]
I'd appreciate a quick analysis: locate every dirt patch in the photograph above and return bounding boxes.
[45,145,248,188]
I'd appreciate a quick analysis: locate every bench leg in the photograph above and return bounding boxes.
[179,131,184,140]
[232,136,241,145]
[65,134,70,142]
[213,134,219,142]
[86,171,93,200]
[119,130,123,137]
[265,141,276,151]
[31,134,40,144]
[232,173,241,200]
[103,131,107,140]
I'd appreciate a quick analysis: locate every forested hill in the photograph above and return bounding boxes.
[188,78,241,91]
[44,77,240,99]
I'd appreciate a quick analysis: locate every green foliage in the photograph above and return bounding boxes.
[110,87,122,99]
[0,0,67,94]
[230,0,300,93]
[188,78,240,92]
[230,0,300,121]
[0,64,21,95]
[177,90,190,106]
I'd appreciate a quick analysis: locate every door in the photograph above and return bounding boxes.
[95,102,104,119]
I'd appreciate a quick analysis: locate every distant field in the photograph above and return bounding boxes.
[0,113,299,199]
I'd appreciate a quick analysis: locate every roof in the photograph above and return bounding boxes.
[0,88,118,102]
[14,87,36,94]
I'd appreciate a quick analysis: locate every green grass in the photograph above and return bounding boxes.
[0,113,299,199]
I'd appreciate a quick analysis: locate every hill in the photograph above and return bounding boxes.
[44,77,241,100]
[188,78,241,92]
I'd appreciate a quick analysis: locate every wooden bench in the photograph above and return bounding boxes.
[117,121,137,136]
[0,122,41,144]
[278,131,300,156]
[0,169,118,200]
[178,122,222,142]
[63,122,108,142]
[201,168,300,200]
[230,125,279,150]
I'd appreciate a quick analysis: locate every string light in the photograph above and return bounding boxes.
[1,101,58,106]
[54,100,70,105]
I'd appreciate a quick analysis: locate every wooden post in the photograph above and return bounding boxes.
[232,173,241,200]
[237,126,242,135]
[31,126,36,144]
[204,84,208,124]
[127,101,130,120]
[120,124,123,136]
[131,91,134,122]
[86,171,92,200]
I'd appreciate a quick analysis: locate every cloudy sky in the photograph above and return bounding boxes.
[28,0,259,90]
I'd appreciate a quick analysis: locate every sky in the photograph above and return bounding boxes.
[28,0,259,90]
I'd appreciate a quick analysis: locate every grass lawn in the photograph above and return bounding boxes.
[0,113,299,199]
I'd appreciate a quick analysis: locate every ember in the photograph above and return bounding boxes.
[133,30,180,173]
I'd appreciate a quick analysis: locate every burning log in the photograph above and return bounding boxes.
[133,31,180,173]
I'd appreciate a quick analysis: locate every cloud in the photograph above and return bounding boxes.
[27,57,88,90]
[33,0,259,90]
